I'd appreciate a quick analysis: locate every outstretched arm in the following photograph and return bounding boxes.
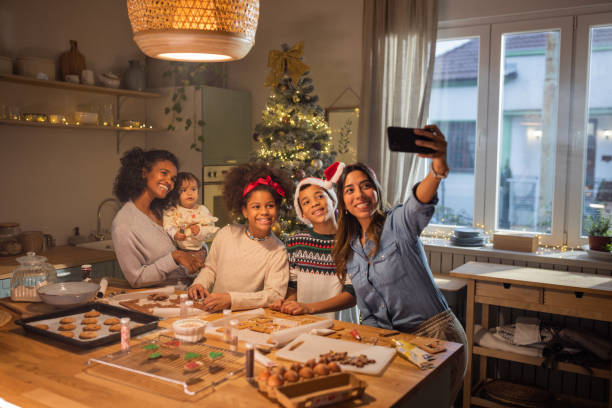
[414,124,449,204]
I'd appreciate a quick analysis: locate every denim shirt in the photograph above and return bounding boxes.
[346,184,449,332]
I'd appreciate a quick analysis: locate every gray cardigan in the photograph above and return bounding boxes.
[112,201,191,288]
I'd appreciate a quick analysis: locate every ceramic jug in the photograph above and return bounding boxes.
[124,60,146,91]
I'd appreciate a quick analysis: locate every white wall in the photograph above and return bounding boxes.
[226,0,364,136]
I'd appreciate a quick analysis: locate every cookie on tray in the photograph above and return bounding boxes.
[59,317,76,324]
[59,324,76,331]
[79,331,98,339]
[84,310,101,318]
[104,317,120,325]
[59,332,74,338]
[83,324,101,331]
[81,318,99,325]
[109,324,122,332]
[34,324,49,330]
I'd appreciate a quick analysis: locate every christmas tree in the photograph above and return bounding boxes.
[252,41,337,237]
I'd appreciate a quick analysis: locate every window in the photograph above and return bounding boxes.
[427,12,612,246]
[429,38,479,226]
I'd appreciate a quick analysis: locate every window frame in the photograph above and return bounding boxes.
[567,12,612,248]
[424,24,490,236]
[485,17,573,246]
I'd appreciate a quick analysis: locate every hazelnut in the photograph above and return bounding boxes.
[284,369,299,383]
[298,366,313,379]
[313,363,329,376]
[328,361,341,373]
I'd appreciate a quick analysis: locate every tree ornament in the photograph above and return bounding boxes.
[292,94,301,103]
[297,142,305,150]
[313,142,321,151]
[282,116,291,125]
[295,169,306,179]
[272,222,282,235]
[311,159,323,169]
[252,132,260,141]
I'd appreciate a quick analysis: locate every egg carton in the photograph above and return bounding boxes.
[258,371,367,408]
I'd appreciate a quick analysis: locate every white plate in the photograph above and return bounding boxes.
[582,245,612,262]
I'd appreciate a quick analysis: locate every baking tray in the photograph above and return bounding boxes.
[15,302,160,349]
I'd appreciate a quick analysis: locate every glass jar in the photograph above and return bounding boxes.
[10,252,57,302]
[0,222,22,256]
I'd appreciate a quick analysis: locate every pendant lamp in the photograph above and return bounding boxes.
[127,0,259,62]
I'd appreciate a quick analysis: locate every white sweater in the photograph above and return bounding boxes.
[192,224,289,310]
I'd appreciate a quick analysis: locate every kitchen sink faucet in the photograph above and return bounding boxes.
[95,198,120,241]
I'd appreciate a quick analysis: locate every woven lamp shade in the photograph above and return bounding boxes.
[127,0,259,62]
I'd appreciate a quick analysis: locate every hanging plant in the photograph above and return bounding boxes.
[162,61,226,151]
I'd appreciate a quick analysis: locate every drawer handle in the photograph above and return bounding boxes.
[574,291,584,299]
[503,283,511,289]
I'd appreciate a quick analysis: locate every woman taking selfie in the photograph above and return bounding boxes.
[332,125,467,402]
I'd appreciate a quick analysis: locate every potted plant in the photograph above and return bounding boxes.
[586,214,611,251]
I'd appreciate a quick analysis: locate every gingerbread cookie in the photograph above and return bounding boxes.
[109,324,121,332]
[84,310,101,318]
[104,317,120,325]
[59,317,76,324]
[35,324,49,330]
[59,324,76,331]
[83,324,101,331]
[81,318,99,325]
[79,331,98,339]
[59,332,74,338]
[147,293,169,301]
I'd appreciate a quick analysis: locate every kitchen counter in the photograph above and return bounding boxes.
[0,245,116,279]
[0,294,462,407]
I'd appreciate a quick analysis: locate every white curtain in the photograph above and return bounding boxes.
[358,0,438,207]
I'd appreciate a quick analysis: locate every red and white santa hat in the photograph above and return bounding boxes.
[294,161,345,226]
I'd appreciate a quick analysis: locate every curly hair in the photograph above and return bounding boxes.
[167,172,200,207]
[113,147,179,218]
[332,163,387,281]
[223,163,293,217]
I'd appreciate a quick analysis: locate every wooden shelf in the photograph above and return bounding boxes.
[0,119,157,132]
[473,346,610,379]
[0,74,160,98]
[472,380,608,408]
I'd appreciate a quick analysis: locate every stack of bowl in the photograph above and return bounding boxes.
[450,228,486,247]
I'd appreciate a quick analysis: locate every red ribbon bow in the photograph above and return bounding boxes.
[242,175,286,198]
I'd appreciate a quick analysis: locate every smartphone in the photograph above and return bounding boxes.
[387,126,435,154]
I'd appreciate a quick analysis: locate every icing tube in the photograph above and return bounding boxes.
[97,278,108,298]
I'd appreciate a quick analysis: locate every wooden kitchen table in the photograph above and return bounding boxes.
[0,299,462,408]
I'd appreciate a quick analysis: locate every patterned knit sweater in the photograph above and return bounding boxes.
[286,229,357,322]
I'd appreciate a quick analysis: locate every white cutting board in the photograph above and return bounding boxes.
[275,333,396,376]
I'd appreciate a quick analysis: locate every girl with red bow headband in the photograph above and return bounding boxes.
[188,163,293,312]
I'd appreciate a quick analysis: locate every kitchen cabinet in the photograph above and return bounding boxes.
[450,262,612,408]
[0,74,161,152]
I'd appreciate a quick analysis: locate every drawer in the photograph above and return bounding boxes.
[544,289,612,313]
[475,281,543,303]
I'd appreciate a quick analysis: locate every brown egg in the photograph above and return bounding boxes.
[328,361,341,373]
[305,358,316,368]
[267,373,284,388]
[284,369,299,383]
[298,366,313,379]
[313,363,330,376]
[272,365,287,376]
[318,356,329,365]
[257,368,271,382]
[290,363,300,372]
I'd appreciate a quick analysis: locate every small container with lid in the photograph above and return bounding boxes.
[0,222,22,256]
[10,252,57,302]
